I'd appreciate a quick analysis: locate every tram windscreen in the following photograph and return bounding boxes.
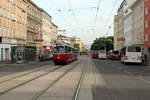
[92,50,98,53]
[99,50,106,53]
[54,46,66,53]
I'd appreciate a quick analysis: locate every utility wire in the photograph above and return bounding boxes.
[67,0,76,17]
[66,0,80,31]
[102,0,119,36]
[93,0,102,34]
[47,0,72,31]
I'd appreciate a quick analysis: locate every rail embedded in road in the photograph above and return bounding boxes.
[30,60,81,100]
[0,65,53,84]
[0,65,63,95]
[72,70,85,100]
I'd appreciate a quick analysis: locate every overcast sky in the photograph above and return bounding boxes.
[32,0,123,48]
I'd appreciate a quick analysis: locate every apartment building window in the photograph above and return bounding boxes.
[148,7,150,14]
[145,21,149,28]
[145,34,150,41]
[145,8,148,15]
[8,10,10,19]
[11,12,16,21]
[3,8,6,18]
[0,7,2,17]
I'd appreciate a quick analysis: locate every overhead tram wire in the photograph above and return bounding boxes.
[66,0,81,32]
[66,0,76,17]
[47,0,72,30]
[102,0,119,36]
[93,0,103,34]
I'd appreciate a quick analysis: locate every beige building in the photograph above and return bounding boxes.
[0,0,27,62]
[71,38,85,52]
[27,0,42,56]
[51,22,58,46]
[0,0,27,45]
[41,10,58,47]
[41,10,52,46]
[27,0,42,46]
[57,36,85,51]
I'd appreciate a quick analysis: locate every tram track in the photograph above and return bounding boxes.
[0,56,95,100]
[30,60,82,100]
[72,70,85,100]
[0,65,63,95]
[0,65,54,84]
[28,59,85,100]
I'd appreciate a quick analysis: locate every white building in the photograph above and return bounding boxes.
[123,12,133,46]
[0,44,11,62]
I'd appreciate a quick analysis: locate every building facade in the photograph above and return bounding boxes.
[0,0,27,62]
[144,0,150,47]
[51,22,58,46]
[71,38,85,52]
[42,10,52,46]
[114,0,144,48]
[114,15,119,50]
[123,0,144,46]
[114,0,126,50]
[132,0,144,45]
[27,0,42,56]
[123,12,133,46]
[144,0,150,65]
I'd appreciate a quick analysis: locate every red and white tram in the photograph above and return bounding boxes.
[91,50,99,58]
[53,43,78,65]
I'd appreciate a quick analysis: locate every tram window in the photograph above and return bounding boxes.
[92,50,98,53]
[74,49,77,54]
[65,46,67,53]
[54,46,66,53]
[68,47,72,53]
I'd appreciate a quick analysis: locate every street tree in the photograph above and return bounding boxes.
[74,43,80,51]
[91,36,114,52]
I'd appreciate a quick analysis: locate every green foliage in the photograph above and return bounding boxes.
[91,36,114,52]
[74,43,80,51]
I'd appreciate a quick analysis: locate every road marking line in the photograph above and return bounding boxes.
[124,70,131,75]
[138,77,150,85]
[116,67,122,70]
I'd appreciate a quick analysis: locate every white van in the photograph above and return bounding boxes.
[120,46,143,64]
[98,50,107,59]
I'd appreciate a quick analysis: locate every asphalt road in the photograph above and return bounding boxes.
[92,59,150,100]
[0,56,150,100]
[0,61,53,77]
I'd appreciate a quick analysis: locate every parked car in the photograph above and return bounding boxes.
[107,50,120,60]
[98,50,107,59]
[120,46,143,64]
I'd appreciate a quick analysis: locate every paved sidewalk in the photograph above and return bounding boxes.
[0,61,51,68]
